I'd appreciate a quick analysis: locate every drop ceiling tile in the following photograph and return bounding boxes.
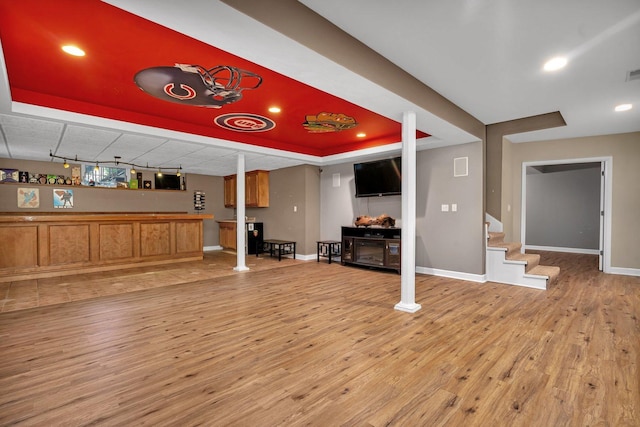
[262,157,306,169]
[0,114,64,135]
[99,134,168,161]
[63,125,122,144]
[187,164,237,176]
[8,144,55,159]
[180,146,238,160]
[136,152,185,166]
[159,140,206,154]
[0,142,10,158]
[0,115,64,153]
[58,125,122,159]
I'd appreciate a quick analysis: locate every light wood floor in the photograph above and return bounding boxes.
[0,251,301,312]
[0,251,638,426]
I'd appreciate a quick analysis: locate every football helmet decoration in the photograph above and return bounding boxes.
[134,64,262,108]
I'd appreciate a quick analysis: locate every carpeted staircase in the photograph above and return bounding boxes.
[486,231,560,290]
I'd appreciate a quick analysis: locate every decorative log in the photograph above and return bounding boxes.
[354,214,395,228]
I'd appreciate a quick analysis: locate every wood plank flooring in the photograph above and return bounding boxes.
[0,251,298,312]
[0,251,638,426]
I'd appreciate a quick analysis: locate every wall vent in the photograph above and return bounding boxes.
[454,157,468,177]
[627,69,640,82]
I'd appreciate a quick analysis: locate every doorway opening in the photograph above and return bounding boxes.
[521,157,612,272]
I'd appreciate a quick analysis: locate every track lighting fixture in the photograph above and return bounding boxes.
[49,150,183,176]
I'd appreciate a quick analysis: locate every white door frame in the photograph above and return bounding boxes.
[520,156,612,273]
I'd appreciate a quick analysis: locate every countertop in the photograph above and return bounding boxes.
[216,217,257,223]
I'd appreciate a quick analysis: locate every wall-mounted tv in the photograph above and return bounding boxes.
[154,173,181,190]
[353,156,401,198]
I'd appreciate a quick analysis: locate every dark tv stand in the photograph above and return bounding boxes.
[341,226,401,273]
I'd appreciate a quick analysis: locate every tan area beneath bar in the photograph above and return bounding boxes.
[0,213,213,282]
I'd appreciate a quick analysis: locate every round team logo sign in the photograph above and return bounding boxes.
[214,113,276,132]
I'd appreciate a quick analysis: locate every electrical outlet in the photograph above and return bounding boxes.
[441,204,449,212]
[451,203,457,212]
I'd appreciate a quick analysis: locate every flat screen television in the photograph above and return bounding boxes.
[353,157,401,197]
[154,173,181,190]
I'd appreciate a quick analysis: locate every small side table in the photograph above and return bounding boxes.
[317,240,341,264]
[263,239,296,261]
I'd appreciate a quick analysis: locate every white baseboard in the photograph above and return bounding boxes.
[416,266,486,283]
[608,267,640,277]
[204,246,316,261]
[524,245,599,255]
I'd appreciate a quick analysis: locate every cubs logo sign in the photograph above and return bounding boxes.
[214,113,276,132]
[134,63,262,108]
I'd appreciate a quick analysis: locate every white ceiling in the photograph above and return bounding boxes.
[1,0,639,176]
[301,0,640,142]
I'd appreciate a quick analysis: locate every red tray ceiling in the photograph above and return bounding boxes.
[0,0,428,157]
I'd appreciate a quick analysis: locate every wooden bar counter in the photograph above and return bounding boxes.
[0,212,213,282]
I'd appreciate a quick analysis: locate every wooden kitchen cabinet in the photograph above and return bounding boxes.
[223,175,237,208]
[218,221,236,250]
[223,170,269,208]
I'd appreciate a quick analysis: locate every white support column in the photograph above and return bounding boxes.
[395,111,421,313]
[234,153,249,271]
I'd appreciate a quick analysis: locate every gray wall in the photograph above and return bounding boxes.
[416,142,484,274]
[0,158,224,248]
[320,141,484,275]
[503,131,640,270]
[320,161,401,241]
[525,165,600,250]
[241,164,320,256]
[4,144,488,273]
[1,159,322,256]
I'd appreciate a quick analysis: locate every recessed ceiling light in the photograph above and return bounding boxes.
[543,56,567,72]
[268,106,281,113]
[356,133,366,138]
[614,103,633,112]
[62,45,85,57]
